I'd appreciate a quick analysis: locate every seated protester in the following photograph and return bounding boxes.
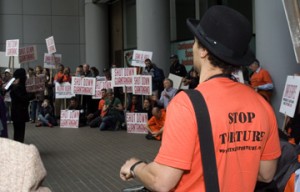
[68,96,86,127]
[141,97,153,120]
[145,107,166,141]
[87,89,107,128]
[155,78,177,109]
[183,67,200,89]
[36,99,56,127]
[99,89,124,131]
[126,95,142,113]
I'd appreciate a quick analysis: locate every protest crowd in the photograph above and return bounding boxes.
[0,58,200,138]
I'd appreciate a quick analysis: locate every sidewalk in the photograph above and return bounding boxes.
[7,123,161,192]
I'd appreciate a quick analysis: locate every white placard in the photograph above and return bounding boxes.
[133,75,152,96]
[44,53,62,69]
[19,45,37,63]
[55,82,75,99]
[232,70,245,84]
[93,80,112,99]
[25,75,46,93]
[46,36,56,54]
[126,113,148,134]
[6,39,19,56]
[279,76,300,117]
[111,68,136,87]
[71,77,96,95]
[131,50,153,67]
[168,73,183,90]
[60,110,79,128]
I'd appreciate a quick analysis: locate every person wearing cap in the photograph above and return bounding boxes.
[120,5,281,192]
[169,54,187,77]
[10,68,31,143]
[249,59,274,103]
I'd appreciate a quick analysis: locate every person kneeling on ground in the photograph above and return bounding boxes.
[145,107,166,141]
[36,99,56,128]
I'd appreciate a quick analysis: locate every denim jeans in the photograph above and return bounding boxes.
[38,114,55,126]
[30,100,41,121]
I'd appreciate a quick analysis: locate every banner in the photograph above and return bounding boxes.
[71,77,96,95]
[6,39,19,56]
[45,36,56,54]
[55,82,75,99]
[60,110,79,128]
[111,68,136,87]
[133,75,152,96]
[25,75,46,93]
[131,50,153,67]
[126,113,148,134]
[279,75,300,117]
[93,80,112,99]
[44,53,62,69]
[19,45,37,63]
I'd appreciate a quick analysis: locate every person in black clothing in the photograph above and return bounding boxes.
[10,68,31,143]
[68,96,86,127]
[183,67,200,89]
[126,95,142,113]
[169,54,187,77]
[141,97,153,120]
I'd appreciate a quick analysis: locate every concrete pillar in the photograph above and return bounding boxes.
[85,0,109,70]
[136,0,170,75]
[255,0,300,127]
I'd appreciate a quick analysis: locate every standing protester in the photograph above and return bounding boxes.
[142,59,165,97]
[169,54,187,77]
[10,68,31,143]
[249,59,274,103]
[120,6,281,191]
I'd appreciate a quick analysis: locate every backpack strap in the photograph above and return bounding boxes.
[184,90,220,192]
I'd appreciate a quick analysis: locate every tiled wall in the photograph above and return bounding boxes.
[0,0,85,71]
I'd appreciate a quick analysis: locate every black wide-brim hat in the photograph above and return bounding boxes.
[187,5,255,66]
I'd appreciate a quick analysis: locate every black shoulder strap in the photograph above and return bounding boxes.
[184,90,220,192]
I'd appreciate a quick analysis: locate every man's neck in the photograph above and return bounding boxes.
[199,64,224,83]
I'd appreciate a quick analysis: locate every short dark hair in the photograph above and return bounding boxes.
[70,96,78,102]
[197,41,239,74]
[144,58,151,63]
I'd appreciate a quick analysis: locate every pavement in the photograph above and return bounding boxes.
[7,123,161,192]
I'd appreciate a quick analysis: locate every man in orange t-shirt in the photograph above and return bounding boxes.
[249,59,274,102]
[120,6,281,192]
[145,107,166,140]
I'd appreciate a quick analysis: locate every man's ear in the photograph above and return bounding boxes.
[200,47,208,58]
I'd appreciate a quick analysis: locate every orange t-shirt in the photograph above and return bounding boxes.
[155,77,281,192]
[250,68,273,102]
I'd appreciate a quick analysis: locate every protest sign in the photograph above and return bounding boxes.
[26,75,46,93]
[232,70,245,84]
[71,77,96,95]
[126,113,148,134]
[46,36,56,54]
[131,50,153,67]
[280,76,300,117]
[19,45,37,63]
[93,80,112,99]
[111,68,136,87]
[55,82,75,99]
[133,75,152,95]
[168,73,183,90]
[44,53,62,69]
[60,110,79,128]
[6,39,19,56]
